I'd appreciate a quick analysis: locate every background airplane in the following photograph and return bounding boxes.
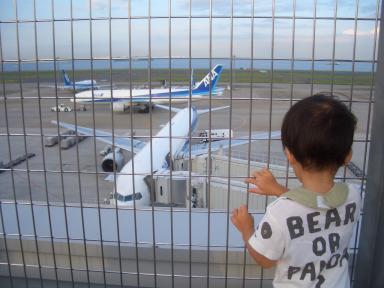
[52,104,280,207]
[62,70,99,91]
[42,70,105,92]
[71,65,225,112]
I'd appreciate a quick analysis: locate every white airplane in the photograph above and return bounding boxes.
[52,105,280,207]
[71,65,225,112]
[43,70,105,92]
[62,70,100,91]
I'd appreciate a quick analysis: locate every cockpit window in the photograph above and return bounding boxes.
[116,192,142,202]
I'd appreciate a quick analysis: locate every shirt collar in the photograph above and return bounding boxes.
[282,182,349,209]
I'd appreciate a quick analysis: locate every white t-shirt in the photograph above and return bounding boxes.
[248,183,361,288]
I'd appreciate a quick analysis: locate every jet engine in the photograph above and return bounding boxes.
[101,148,125,172]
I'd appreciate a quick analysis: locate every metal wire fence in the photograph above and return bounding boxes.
[0,0,381,287]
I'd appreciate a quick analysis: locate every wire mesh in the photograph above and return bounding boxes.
[0,0,380,287]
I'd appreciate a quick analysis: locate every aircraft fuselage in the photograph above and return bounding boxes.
[113,107,199,206]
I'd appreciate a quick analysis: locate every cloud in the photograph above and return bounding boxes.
[342,28,378,36]
[91,0,129,10]
[177,0,263,15]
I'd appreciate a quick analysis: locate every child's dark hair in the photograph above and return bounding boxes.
[281,94,357,171]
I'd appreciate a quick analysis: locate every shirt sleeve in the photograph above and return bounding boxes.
[248,209,285,261]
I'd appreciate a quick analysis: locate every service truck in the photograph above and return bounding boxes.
[198,129,233,143]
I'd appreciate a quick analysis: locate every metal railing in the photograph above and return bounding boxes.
[0,0,381,287]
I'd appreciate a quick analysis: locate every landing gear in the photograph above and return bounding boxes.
[138,104,153,113]
[140,105,149,113]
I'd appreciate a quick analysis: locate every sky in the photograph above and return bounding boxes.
[0,0,381,62]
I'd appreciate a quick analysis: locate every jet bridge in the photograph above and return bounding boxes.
[150,154,294,211]
[151,170,205,207]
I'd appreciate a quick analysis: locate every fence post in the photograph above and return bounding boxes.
[354,2,384,287]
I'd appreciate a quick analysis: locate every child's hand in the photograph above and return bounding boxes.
[231,205,255,242]
[245,168,288,197]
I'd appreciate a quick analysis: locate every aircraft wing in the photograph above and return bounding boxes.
[94,84,118,88]
[40,84,114,90]
[51,120,146,153]
[177,131,280,158]
[40,84,68,90]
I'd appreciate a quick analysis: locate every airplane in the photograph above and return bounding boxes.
[61,70,106,91]
[52,104,280,207]
[70,65,225,112]
[42,70,105,92]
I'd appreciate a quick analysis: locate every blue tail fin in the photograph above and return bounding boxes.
[193,64,223,93]
[62,70,71,86]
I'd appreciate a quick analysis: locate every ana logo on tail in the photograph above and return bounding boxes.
[203,70,219,87]
[194,65,223,92]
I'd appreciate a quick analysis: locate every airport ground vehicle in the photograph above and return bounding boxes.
[51,104,73,112]
[50,104,87,112]
[199,129,234,143]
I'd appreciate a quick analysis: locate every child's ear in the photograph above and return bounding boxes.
[344,149,353,165]
[284,148,297,165]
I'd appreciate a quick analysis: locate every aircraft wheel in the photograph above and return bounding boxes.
[139,105,150,113]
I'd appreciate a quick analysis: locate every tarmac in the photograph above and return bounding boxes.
[0,81,372,204]
[0,80,370,287]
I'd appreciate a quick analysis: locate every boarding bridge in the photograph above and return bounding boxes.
[149,154,297,210]
[151,153,363,211]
